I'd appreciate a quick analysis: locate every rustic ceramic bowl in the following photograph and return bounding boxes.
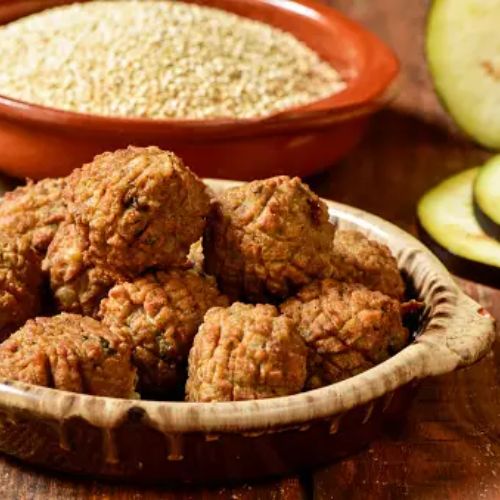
[0,0,398,180]
[0,179,494,484]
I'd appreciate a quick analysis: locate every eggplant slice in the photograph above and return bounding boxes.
[473,155,500,241]
[427,0,500,149]
[417,168,500,287]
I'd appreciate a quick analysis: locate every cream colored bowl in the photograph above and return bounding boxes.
[0,179,493,484]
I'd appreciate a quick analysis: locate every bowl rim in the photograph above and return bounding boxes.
[0,0,399,136]
[0,178,494,434]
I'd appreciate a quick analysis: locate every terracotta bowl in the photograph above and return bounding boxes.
[0,179,494,484]
[0,0,398,180]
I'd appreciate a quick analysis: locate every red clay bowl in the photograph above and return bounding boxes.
[0,0,399,180]
[0,179,494,484]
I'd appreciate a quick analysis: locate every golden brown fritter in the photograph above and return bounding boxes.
[0,178,67,254]
[0,235,42,340]
[203,176,336,303]
[43,221,121,317]
[99,269,229,396]
[281,279,409,390]
[186,303,307,402]
[65,146,210,277]
[0,314,136,398]
[331,230,405,299]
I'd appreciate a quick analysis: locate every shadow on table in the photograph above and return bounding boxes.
[0,452,308,499]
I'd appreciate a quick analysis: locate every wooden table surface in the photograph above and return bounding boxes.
[0,1,498,498]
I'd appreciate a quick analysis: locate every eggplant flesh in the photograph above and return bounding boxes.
[427,0,500,149]
[473,155,500,241]
[417,168,500,287]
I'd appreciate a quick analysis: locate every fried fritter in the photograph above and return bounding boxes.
[203,176,336,302]
[99,269,229,396]
[331,229,405,299]
[186,303,307,402]
[43,221,120,317]
[281,279,409,390]
[65,146,210,277]
[0,314,136,398]
[0,178,66,254]
[0,235,42,340]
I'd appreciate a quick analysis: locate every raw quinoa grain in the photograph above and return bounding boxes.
[0,0,345,119]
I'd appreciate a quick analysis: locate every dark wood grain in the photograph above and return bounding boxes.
[0,459,306,499]
[0,0,498,498]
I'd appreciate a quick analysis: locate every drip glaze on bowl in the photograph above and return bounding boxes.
[0,179,493,484]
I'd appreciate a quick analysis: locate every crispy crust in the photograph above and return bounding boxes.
[187,240,204,273]
[65,146,210,277]
[186,303,307,402]
[281,279,409,389]
[100,269,229,396]
[0,235,42,340]
[203,176,336,302]
[0,314,136,398]
[0,178,67,255]
[331,230,405,299]
[43,221,121,317]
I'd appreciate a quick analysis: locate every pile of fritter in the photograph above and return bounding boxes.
[0,147,419,401]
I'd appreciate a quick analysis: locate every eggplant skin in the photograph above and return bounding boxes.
[473,197,500,242]
[417,221,500,288]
